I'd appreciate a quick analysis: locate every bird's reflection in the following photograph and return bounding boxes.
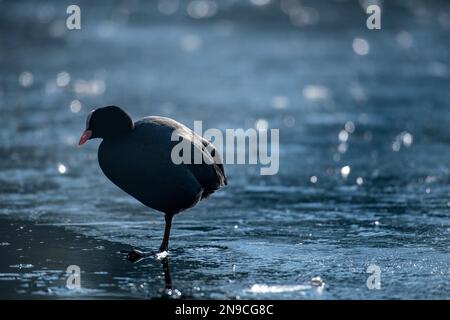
[157,257,182,298]
[124,249,181,298]
[161,258,172,290]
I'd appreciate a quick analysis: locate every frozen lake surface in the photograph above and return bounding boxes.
[1,0,450,299]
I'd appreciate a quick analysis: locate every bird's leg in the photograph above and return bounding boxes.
[159,213,173,253]
[124,214,173,263]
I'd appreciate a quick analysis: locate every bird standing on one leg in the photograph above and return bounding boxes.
[78,106,227,259]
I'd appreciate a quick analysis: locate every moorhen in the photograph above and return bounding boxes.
[78,106,227,260]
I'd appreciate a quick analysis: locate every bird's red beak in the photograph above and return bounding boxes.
[78,130,92,146]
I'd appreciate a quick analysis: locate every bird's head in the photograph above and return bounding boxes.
[78,106,134,145]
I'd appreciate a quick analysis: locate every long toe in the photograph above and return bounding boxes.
[126,249,146,263]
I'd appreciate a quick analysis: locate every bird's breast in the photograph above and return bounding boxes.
[97,135,203,214]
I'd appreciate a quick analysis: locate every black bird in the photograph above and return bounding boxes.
[78,106,227,259]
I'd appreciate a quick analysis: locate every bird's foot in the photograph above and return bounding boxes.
[124,249,155,263]
[122,248,168,263]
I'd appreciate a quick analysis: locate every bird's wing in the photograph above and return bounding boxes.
[138,116,227,198]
